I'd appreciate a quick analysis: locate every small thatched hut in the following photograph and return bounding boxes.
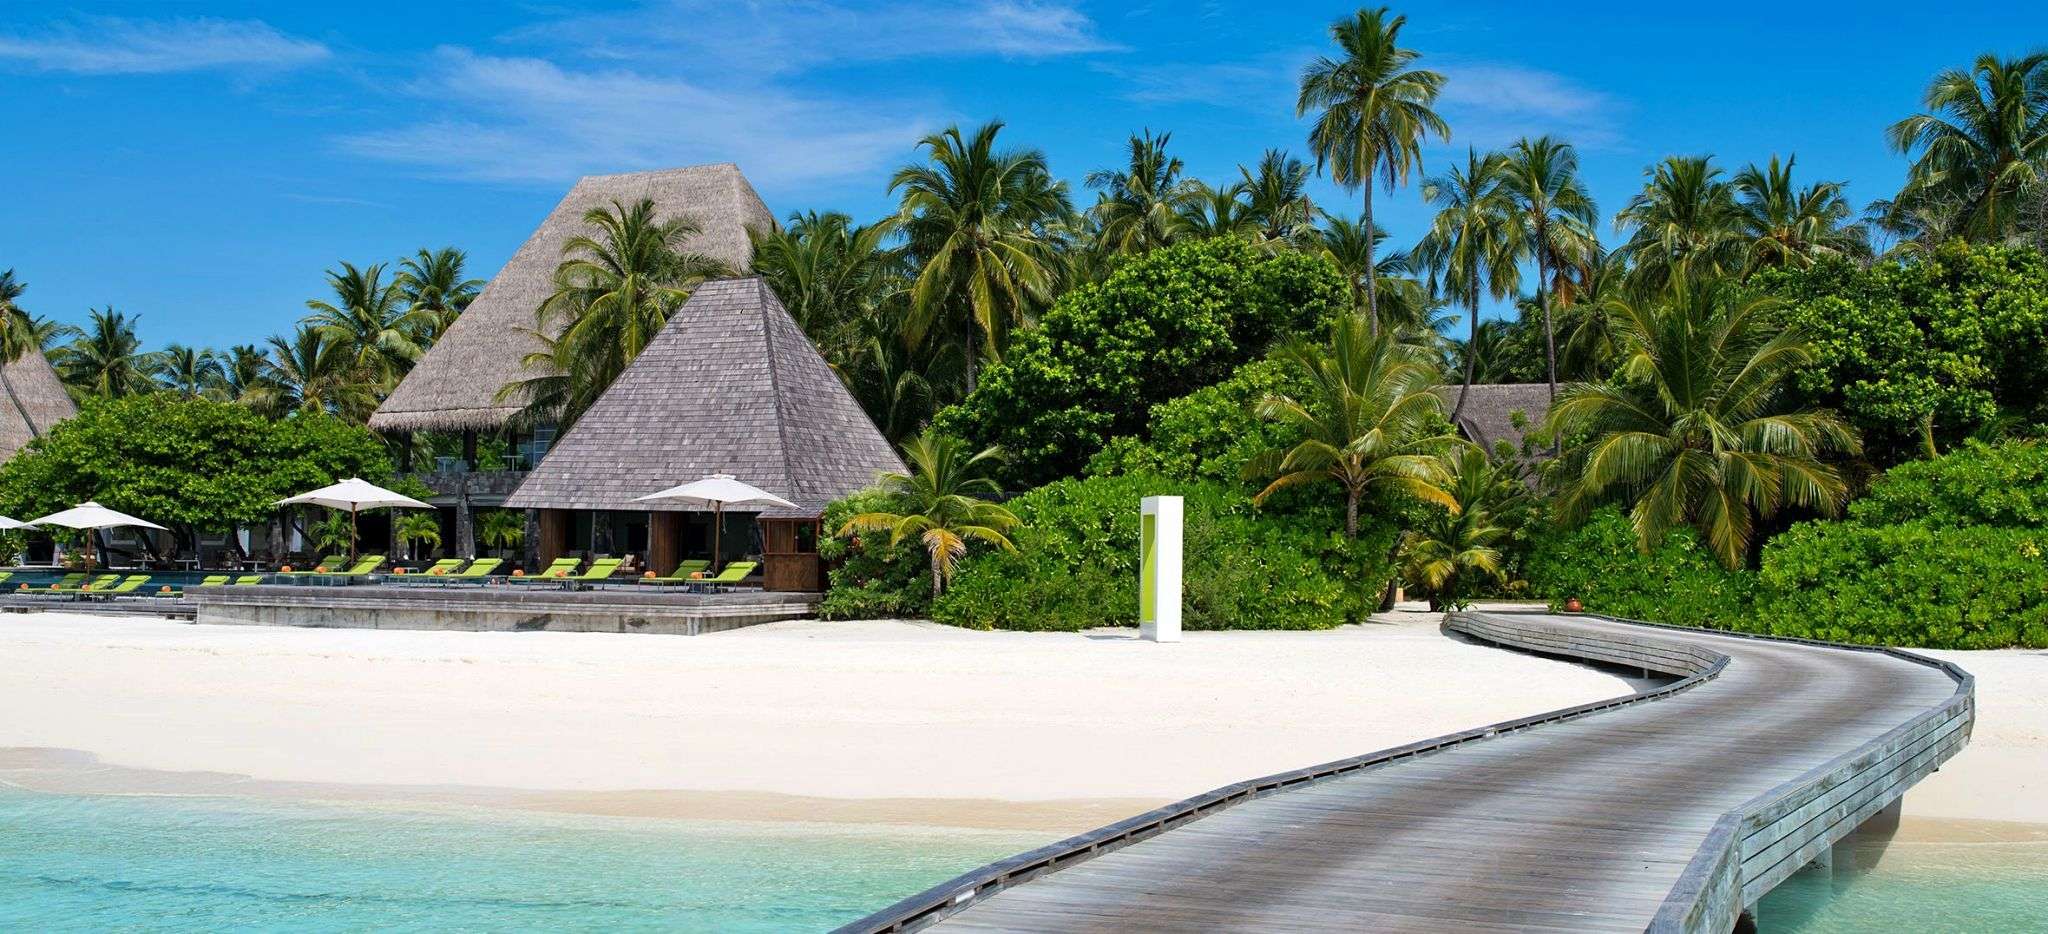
[0,347,77,462]
[1437,383,1557,460]
[503,277,904,591]
[369,163,775,435]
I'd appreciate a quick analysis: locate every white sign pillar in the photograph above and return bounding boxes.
[1140,495,1182,642]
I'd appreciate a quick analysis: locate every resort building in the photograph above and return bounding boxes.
[502,277,903,591]
[369,163,902,590]
[0,344,76,464]
[368,163,778,562]
[1437,383,1557,461]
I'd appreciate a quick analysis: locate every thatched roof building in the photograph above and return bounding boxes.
[0,347,77,462]
[503,277,903,518]
[1437,383,1556,458]
[369,163,775,434]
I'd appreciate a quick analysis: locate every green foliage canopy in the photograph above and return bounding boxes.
[0,396,393,542]
[936,237,1348,487]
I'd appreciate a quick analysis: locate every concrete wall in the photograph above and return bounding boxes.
[189,585,818,636]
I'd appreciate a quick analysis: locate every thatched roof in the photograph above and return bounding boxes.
[1437,383,1556,459]
[503,277,904,518]
[0,346,77,462]
[369,163,775,434]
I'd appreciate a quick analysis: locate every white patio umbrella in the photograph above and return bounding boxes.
[634,474,795,573]
[274,478,433,565]
[26,501,169,577]
[0,516,29,530]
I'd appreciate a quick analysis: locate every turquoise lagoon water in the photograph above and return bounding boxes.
[0,787,1038,931]
[1759,838,2048,932]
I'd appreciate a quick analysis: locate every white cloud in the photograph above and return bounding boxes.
[339,48,930,186]
[1105,54,1303,110]
[1434,63,1623,149]
[0,17,329,75]
[513,0,1121,74]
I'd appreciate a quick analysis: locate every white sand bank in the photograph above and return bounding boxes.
[1899,647,2048,827]
[0,611,1627,821]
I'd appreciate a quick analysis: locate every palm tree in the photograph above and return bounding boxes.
[845,297,962,444]
[1317,216,1435,336]
[891,121,1069,392]
[54,306,151,399]
[395,247,484,343]
[749,210,904,365]
[1501,136,1598,401]
[1732,155,1868,273]
[503,197,727,429]
[1248,312,1459,537]
[217,343,282,412]
[1415,148,1523,424]
[395,512,443,562]
[1297,6,1449,329]
[304,261,433,392]
[1239,149,1320,245]
[149,344,223,397]
[1546,275,1860,569]
[267,325,374,419]
[838,432,1021,598]
[1086,129,1196,255]
[1887,53,2048,244]
[1178,180,1258,240]
[1401,446,1520,610]
[1612,156,1743,290]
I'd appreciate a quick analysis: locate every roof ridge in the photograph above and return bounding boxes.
[757,278,801,498]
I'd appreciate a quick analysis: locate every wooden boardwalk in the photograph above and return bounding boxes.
[841,612,1972,933]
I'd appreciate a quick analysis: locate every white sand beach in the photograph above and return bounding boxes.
[0,611,2040,835]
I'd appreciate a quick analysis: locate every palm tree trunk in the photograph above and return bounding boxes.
[1345,485,1359,538]
[963,327,977,396]
[1362,183,1379,336]
[930,553,944,599]
[1451,295,1479,424]
[1538,251,1557,402]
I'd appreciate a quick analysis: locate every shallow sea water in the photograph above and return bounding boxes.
[0,787,1038,931]
[1758,838,2048,932]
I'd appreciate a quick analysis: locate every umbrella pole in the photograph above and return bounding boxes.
[349,505,359,566]
[712,501,723,575]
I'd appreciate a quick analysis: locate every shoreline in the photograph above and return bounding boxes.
[6,745,2046,846]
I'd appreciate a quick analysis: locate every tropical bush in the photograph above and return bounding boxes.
[1086,358,1311,485]
[1747,522,2048,649]
[1756,243,2048,462]
[1522,508,1756,628]
[935,237,1348,487]
[929,473,1391,631]
[1845,439,2048,528]
[0,395,392,556]
[817,488,934,620]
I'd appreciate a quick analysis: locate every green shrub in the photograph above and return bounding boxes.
[816,489,932,619]
[934,238,1348,488]
[1085,358,1311,485]
[930,473,1389,631]
[1751,521,2048,649]
[1849,439,2048,528]
[1521,508,1756,628]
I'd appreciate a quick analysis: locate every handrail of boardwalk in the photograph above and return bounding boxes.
[835,611,1972,934]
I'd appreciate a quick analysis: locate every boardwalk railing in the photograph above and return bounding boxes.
[837,611,1972,934]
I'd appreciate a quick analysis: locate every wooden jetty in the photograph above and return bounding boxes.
[841,611,1973,933]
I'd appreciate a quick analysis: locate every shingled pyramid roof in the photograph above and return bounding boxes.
[0,346,77,462]
[370,163,775,433]
[503,277,904,518]
[1435,383,1557,460]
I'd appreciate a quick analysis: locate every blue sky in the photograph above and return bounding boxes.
[0,1,2028,351]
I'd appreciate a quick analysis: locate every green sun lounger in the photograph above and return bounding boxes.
[195,575,231,587]
[0,572,13,585]
[414,558,465,576]
[395,557,502,586]
[286,555,349,574]
[637,559,711,585]
[233,575,264,585]
[339,555,385,577]
[689,561,758,591]
[509,558,581,584]
[565,558,624,588]
[94,575,153,598]
[17,572,86,595]
[449,557,501,580]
